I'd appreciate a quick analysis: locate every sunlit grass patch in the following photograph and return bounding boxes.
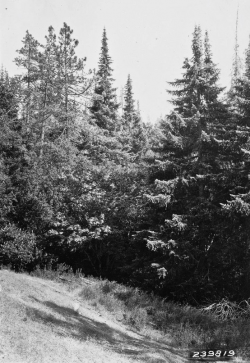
[28,268,250,361]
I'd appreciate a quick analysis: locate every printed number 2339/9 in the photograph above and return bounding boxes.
[191,350,235,358]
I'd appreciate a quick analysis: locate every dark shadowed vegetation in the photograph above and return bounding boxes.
[1,24,250,357]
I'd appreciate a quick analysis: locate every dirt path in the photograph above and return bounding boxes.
[0,270,188,363]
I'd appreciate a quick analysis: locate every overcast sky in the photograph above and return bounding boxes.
[1,0,250,123]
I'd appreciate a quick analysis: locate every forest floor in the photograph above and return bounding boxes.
[0,270,189,363]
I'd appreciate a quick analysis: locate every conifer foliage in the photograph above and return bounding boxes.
[123,74,135,131]
[15,31,42,131]
[1,22,250,307]
[122,74,147,154]
[90,28,119,132]
[234,37,250,126]
[138,26,248,304]
[56,23,91,138]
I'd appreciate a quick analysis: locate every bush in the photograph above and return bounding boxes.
[100,280,118,295]
[125,307,148,330]
[79,285,99,300]
[0,224,36,271]
[98,293,125,314]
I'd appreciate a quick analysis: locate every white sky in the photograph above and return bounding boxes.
[1,0,250,123]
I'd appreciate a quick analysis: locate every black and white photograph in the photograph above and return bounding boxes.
[0,0,250,362]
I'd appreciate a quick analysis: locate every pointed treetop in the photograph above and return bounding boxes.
[204,30,212,64]
[123,74,135,127]
[89,28,119,131]
[192,25,203,65]
[231,7,242,85]
[98,28,113,80]
[244,35,250,79]
[168,25,225,119]
[124,74,135,112]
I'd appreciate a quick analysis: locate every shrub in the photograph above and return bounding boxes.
[125,307,148,330]
[79,285,99,300]
[98,294,125,314]
[0,224,36,271]
[100,280,117,295]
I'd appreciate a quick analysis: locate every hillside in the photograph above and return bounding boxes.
[0,270,188,363]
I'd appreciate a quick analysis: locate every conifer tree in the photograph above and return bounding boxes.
[231,8,242,88]
[168,27,225,122]
[123,74,135,131]
[131,107,147,155]
[165,28,227,170]
[15,31,42,131]
[139,27,237,303]
[168,26,203,117]
[221,35,250,298]
[56,23,91,138]
[121,74,147,154]
[90,28,119,132]
[227,9,243,113]
[0,68,18,121]
[37,26,58,156]
[233,37,250,126]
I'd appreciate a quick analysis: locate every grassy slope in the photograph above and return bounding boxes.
[0,270,187,363]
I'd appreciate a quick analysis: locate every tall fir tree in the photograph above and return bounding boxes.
[168,25,203,118]
[231,8,242,88]
[89,28,119,132]
[227,9,243,113]
[137,27,244,304]
[221,35,250,298]
[233,36,250,127]
[121,74,147,154]
[123,74,135,131]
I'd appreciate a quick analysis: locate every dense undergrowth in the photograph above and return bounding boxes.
[19,264,250,361]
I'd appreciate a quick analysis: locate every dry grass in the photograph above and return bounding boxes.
[74,279,250,361]
[0,269,186,363]
[0,267,249,362]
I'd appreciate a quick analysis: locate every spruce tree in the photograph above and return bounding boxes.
[168,27,225,123]
[231,9,242,88]
[90,28,119,132]
[131,108,147,155]
[123,74,135,131]
[233,37,250,127]
[121,74,147,154]
[227,9,243,113]
[168,26,203,118]
[221,35,250,299]
[138,27,240,304]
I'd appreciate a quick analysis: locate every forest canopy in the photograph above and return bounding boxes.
[0,23,250,306]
